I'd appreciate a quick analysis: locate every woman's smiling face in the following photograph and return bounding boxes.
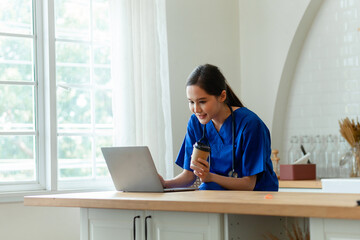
[186,85,226,125]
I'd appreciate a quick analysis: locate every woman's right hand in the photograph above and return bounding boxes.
[158,174,166,188]
[159,170,196,189]
[190,157,211,182]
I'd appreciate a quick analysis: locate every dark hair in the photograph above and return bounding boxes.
[186,64,244,107]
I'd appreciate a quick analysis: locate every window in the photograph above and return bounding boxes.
[0,0,113,193]
[0,0,37,189]
[54,0,113,189]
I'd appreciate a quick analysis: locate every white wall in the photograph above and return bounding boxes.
[239,0,311,128]
[283,0,360,161]
[239,0,360,166]
[239,0,327,162]
[0,203,79,240]
[166,0,241,174]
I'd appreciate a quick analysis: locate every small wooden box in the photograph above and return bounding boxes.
[280,164,316,180]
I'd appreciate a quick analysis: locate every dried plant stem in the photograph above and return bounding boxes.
[339,118,360,148]
[356,147,360,176]
[264,221,309,240]
[263,233,278,240]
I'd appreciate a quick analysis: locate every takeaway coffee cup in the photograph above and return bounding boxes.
[191,142,211,163]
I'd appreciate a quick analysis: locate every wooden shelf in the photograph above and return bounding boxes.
[279,179,322,189]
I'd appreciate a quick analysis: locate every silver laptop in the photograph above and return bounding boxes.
[101,146,196,192]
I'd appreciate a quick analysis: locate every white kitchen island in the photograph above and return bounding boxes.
[24,190,360,240]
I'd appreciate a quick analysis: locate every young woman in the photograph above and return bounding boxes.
[159,64,278,191]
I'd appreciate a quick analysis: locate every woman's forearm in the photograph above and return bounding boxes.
[164,169,196,188]
[209,174,256,190]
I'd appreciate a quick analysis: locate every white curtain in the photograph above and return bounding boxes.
[110,0,173,178]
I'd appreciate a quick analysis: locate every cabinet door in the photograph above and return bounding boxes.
[310,218,360,240]
[146,211,223,240]
[81,208,143,240]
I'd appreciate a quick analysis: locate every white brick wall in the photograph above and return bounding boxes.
[283,0,360,164]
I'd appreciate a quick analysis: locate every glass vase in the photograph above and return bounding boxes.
[350,143,360,178]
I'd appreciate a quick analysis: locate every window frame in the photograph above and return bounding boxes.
[0,0,114,202]
[0,0,44,193]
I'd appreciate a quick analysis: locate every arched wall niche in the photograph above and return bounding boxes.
[271,0,324,160]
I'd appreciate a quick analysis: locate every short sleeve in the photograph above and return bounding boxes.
[241,117,271,177]
[175,116,198,171]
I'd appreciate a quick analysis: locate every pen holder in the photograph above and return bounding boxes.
[280,164,316,180]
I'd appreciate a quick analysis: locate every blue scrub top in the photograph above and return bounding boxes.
[175,107,278,191]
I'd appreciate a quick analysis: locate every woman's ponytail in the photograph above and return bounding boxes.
[225,83,244,108]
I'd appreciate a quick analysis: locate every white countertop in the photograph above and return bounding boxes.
[322,178,360,193]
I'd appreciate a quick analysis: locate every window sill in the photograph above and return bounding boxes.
[0,186,115,203]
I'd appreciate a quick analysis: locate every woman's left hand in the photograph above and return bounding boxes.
[190,157,211,182]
